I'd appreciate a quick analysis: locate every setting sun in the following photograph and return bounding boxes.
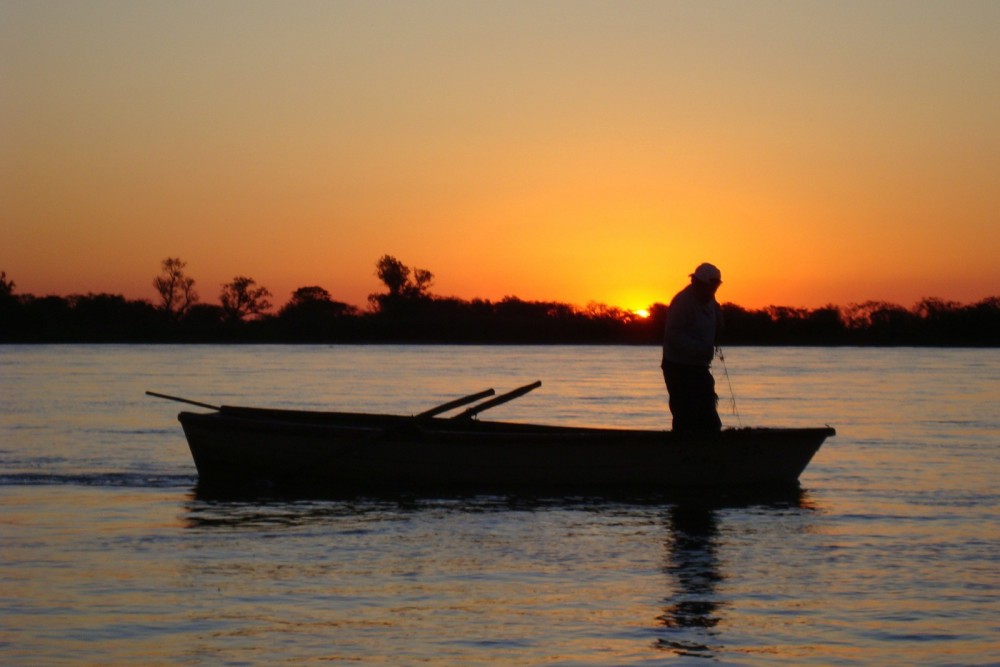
[633,309,651,319]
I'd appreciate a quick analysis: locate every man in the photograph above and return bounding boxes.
[661,262,724,433]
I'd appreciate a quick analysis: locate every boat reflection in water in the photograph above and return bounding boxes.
[181,484,814,663]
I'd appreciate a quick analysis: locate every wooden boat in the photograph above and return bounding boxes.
[150,383,835,493]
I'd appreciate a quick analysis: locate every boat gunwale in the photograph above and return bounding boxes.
[181,408,837,441]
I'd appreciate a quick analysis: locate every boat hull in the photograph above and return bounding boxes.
[178,409,835,493]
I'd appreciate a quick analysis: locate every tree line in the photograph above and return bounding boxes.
[0,260,997,346]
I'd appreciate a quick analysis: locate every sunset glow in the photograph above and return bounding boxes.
[3,1,999,311]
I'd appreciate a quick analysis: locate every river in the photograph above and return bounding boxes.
[1,344,997,665]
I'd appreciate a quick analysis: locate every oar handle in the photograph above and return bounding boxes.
[452,380,542,420]
[145,391,220,411]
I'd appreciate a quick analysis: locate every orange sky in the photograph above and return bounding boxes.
[3,1,998,314]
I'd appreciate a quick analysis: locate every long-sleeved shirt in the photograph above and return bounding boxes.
[661,284,723,367]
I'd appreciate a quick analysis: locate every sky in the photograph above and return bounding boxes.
[3,0,999,314]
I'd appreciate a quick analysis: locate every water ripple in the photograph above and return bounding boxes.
[0,472,196,488]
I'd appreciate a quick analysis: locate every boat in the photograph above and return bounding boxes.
[149,382,835,494]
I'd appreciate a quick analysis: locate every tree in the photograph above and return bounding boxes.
[153,258,198,320]
[66,293,159,341]
[220,276,272,321]
[287,285,333,306]
[411,268,434,296]
[280,286,356,317]
[373,255,434,298]
[0,271,18,340]
[369,255,435,313]
[842,301,915,343]
[374,255,410,298]
[276,286,358,340]
[0,270,14,298]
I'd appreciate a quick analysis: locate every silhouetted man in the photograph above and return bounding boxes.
[661,263,724,433]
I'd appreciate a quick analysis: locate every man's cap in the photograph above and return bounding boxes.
[691,262,722,284]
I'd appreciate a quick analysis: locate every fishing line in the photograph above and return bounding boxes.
[716,346,743,428]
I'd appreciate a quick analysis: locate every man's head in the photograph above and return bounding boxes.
[689,262,722,301]
[691,263,721,285]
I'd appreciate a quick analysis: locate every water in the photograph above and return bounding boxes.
[1,344,997,665]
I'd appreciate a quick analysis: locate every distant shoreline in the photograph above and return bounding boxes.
[2,291,998,347]
[1,340,997,349]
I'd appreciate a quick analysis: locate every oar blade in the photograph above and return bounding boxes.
[415,388,496,419]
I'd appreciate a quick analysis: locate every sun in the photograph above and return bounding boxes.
[632,308,651,319]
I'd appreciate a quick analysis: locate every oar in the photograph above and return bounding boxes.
[452,380,542,420]
[345,388,499,451]
[415,388,496,418]
[145,391,220,410]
